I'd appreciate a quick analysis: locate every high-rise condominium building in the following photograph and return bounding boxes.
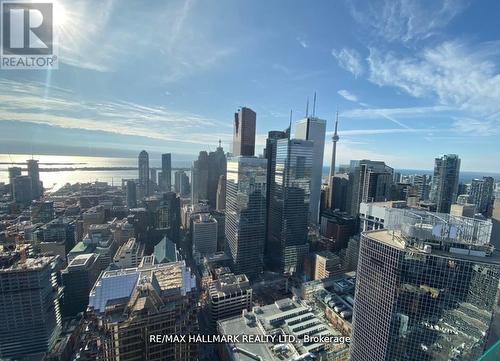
[225,156,267,278]
[13,175,33,205]
[233,107,256,157]
[0,255,63,360]
[27,159,42,199]
[191,151,209,205]
[267,138,313,274]
[412,174,431,201]
[203,143,226,209]
[350,208,500,361]
[347,160,393,216]
[126,180,137,208]
[87,260,198,361]
[156,192,181,242]
[160,153,172,191]
[430,154,460,213]
[295,116,326,224]
[175,170,190,196]
[469,176,495,216]
[138,150,150,197]
[150,168,157,184]
[8,166,21,195]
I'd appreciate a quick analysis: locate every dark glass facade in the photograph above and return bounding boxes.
[225,156,267,278]
[430,154,461,213]
[267,139,313,274]
[351,229,500,361]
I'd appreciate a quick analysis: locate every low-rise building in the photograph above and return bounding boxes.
[112,237,145,268]
[218,298,350,361]
[209,273,252,327]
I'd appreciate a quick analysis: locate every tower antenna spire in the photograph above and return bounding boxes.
[305,97,309,117]
[312,92,317,117]
[328,108,340,209]
[288,109,292,139]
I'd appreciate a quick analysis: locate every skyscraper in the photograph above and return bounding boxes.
[233,107,256,156]
[469,176,494,216]
[413,174,431,201]
[150,168,157,185]
[207,141,227,208]
[350,209,500,361]
[138,150,150,197]
[8,166,21,195]
[175,170,190,196]
[216,174,226,211]
[191,151,209,205]
[346,160,393,216]
[160,153,172,192]
[0,255,63,360]
[27,159,42,199]
[156,192,181,243]
[267,138,313,274]
[264,130,289,245]
[328,113,340,209]
[430,154,461,213]
[225,156,267,278]
[13,175,33,206]
[126,180,137,208]
[295,116,326,223]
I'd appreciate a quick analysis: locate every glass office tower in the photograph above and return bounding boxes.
[430,154,461,213]
[294,116,326,224]
[268,138,313,274]
[351,209,500,361]
[225,156,267,278]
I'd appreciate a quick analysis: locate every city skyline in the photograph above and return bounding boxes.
[2,1,500,360]
[0,0,500,172]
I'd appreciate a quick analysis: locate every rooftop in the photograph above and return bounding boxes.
[153,236,178,263]
[364,229,500,265]
[218,298,348,361]
[68,253,97,268]
[0,255,54,272]
[88,260,196,315]
[210,273,250,298]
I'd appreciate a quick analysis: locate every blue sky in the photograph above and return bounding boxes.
[0,0,499,171]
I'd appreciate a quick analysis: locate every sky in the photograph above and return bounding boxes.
[0,0,499,171]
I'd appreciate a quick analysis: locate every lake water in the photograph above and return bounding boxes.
[0,154,189,192]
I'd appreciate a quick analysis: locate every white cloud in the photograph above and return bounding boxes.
[343,105,454,119]
[337,89,358,102]
[56,0,235,79]
[349,0,468,43]
[367,41,500,135]
[296,36,308,48]
[328,128,435,136]
[331,48,364,78]
[0,79,232,148]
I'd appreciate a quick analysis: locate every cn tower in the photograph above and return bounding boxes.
[328,112,339,208]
